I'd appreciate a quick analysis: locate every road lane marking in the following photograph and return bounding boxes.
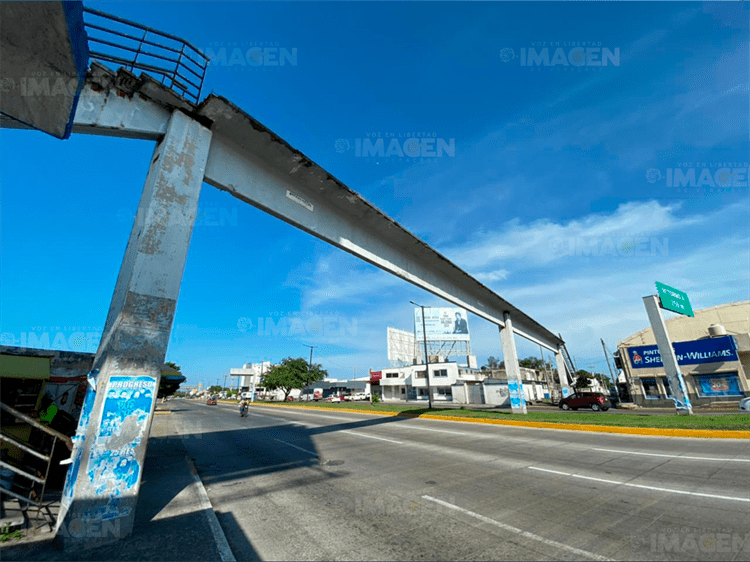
[388,425,468,436]
[527,467,750,503]
[274,439,319,457]
[186,456,237,562]
[421,495,611,561]
[342,431,402,444]
[593,448,750,462]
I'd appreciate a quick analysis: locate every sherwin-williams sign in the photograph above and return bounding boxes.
[655,281,694,317]
[627,335,737,369]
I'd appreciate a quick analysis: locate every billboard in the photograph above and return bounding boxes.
[414,307,470,342]
[387,327,417,364]
[626,335,738,369]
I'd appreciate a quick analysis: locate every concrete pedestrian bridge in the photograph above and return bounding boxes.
[1,1,571,549]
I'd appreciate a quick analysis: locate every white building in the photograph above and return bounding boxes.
[229,361,302,400]
[375,361,564,405]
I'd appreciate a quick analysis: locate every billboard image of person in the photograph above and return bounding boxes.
[453,312,468,334]
[414,307,470,342]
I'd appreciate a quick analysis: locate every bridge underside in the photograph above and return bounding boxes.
[0,1,89,139]
[3,61,564,352]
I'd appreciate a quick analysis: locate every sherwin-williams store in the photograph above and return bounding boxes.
[617,301,750,407]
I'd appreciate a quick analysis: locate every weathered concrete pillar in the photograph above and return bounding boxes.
[500,312,527,414]
[555,347,571,398]
[55,110,212,548]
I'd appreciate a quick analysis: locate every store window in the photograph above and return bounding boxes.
[641,377,660,399]
[437,387,452,396]
[661,378,674,398]
[695,373,743,397]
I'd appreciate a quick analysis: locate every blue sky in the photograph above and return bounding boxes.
[1,2,748,388]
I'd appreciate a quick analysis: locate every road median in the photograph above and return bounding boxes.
[247,402,750,439]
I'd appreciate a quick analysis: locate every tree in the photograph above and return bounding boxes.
[484,356,500,369]
[573,370,593,390]
[262,357,327,401]
[208,385,223,394]
[159,362,186,398]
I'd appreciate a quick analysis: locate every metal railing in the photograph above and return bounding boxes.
[0,402,72,530]
[82,7,209,104]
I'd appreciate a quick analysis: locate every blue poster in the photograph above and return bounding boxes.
[627,336,737,369]
[84,375,157,521]
[695,374,742,397]
[507,378,525,410]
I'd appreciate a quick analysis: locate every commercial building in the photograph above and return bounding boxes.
[616,301,750,407]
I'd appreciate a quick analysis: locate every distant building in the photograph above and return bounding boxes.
[617,301,749,407]
[374,361,559,404]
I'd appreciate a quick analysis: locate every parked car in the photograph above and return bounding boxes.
[559,392,611,412]
[326,395,342,403]
[353,392,370,401]
[313,391,322,401]
[739,397,750,411]
[206,397,217,405]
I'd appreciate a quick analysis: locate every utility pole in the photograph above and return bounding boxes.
[410,301,433,409]
[303,344,315,401]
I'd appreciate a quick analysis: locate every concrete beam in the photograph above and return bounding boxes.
[197,95,563,352]
[54,110,212,548]
[2,71,564,350]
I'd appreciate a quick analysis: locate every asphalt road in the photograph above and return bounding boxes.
[159,400,750,561]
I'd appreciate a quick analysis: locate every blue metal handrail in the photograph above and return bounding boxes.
[82,7,208,103]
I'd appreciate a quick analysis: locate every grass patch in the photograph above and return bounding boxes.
[254,401,750,430]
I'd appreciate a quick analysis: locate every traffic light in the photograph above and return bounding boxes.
[613,352,623,370]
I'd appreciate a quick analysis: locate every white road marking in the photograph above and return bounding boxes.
[253,409,360,423]
[389,424,468,436]
[186,456,236,562]
[421,495,611,561]
[528,467,750,503]
[274,439,319,457]
[593,448,750,462]
[342,431,403,444]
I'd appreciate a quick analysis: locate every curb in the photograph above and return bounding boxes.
[185,456,236,562]
[248,403,750,440]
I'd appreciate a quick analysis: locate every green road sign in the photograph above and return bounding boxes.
[655,282,694,317]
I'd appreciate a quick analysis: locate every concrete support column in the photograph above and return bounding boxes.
[500,312,527,414]
[643,295,693,415]
[55,110,212,548]
[555,348,571,398]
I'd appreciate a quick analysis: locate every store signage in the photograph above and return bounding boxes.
[627,335,737,369]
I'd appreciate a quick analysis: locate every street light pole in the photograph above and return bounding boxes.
[303,344,316,401]
[410,301,433,409]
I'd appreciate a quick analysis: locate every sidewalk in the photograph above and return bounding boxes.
[0,412,231,561]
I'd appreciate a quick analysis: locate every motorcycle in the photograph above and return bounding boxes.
[240,403,248,417]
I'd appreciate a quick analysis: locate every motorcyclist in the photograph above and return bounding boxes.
[239,397,250,417]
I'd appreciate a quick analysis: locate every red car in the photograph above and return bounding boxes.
[559,392,611,412]
[206,398,217,405]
